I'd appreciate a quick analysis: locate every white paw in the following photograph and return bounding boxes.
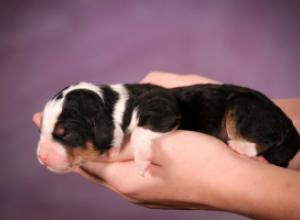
[133,141,152,176]
[108,146,121,158]
[131,127,162,176]
[136,159,151,176]
[227,140,257,157]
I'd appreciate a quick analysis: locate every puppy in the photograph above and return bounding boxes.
[37,82,300,174]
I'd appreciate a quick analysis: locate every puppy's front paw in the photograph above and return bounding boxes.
[137,160,151,176]
[107,147,121,158]
[133,146,152,176]
[130,127,162,176]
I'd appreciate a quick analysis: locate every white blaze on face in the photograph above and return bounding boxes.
[37,81,103,173]
[37,98,69,172]
[41,98,64,135]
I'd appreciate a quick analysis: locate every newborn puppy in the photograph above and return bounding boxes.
[37,82,300,174]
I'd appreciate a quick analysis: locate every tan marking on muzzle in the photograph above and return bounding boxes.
[67,141,100,166]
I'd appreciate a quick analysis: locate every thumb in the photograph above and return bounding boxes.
[33,112,42,127]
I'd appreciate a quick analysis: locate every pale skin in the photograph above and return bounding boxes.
[33,72,300,220]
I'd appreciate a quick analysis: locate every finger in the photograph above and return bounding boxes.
[33,112,42,127]
[98,133,163,165]
[73,166,105,184]
[81,161,162,194]
[150,130,230,164]
[140,72,221,88]
[73,166,138,203]
[73,166,119,192]
[95,136,134,163]
[140,72,183,88]
[73,166,140,204]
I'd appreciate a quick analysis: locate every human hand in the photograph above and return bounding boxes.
[34,109,248,210]
[33,72,300,219]
[76,130,248,210]
[33,111,241,209]
[33,110,300,220]
[32,71,262,209]
[140,71,221,88]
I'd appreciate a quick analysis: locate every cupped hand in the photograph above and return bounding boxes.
[140,71,221,88]
[33,108,247,210]
[74,130,245,210]
[33,72,300,219]
[32,72,245,210]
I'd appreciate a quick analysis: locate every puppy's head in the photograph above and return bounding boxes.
[37,82,113,173]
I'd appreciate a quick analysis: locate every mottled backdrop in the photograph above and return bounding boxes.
[1,1,299,220]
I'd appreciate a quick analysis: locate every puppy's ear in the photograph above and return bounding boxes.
[92,115,114,152]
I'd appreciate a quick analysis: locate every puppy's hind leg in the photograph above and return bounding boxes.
[131,91,181,175]
[227,140,257,157]
[224,108,258,157]
[225,93,299,167]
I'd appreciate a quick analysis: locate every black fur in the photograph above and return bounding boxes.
[50,83,300,167]
[125,84,181,132]
[52,87,117,152]
[171,84,300,167]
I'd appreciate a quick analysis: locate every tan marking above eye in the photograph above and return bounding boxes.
[54,125,65,136]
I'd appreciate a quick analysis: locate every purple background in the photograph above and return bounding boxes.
[1,1,299,220]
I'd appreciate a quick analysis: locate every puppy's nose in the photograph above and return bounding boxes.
[38,153,48,165]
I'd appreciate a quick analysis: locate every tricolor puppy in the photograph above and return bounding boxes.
[37,82,300,174]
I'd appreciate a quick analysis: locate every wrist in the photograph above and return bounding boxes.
[187,152,245,211]
[203,154,248,211]
[215,157,300,219]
